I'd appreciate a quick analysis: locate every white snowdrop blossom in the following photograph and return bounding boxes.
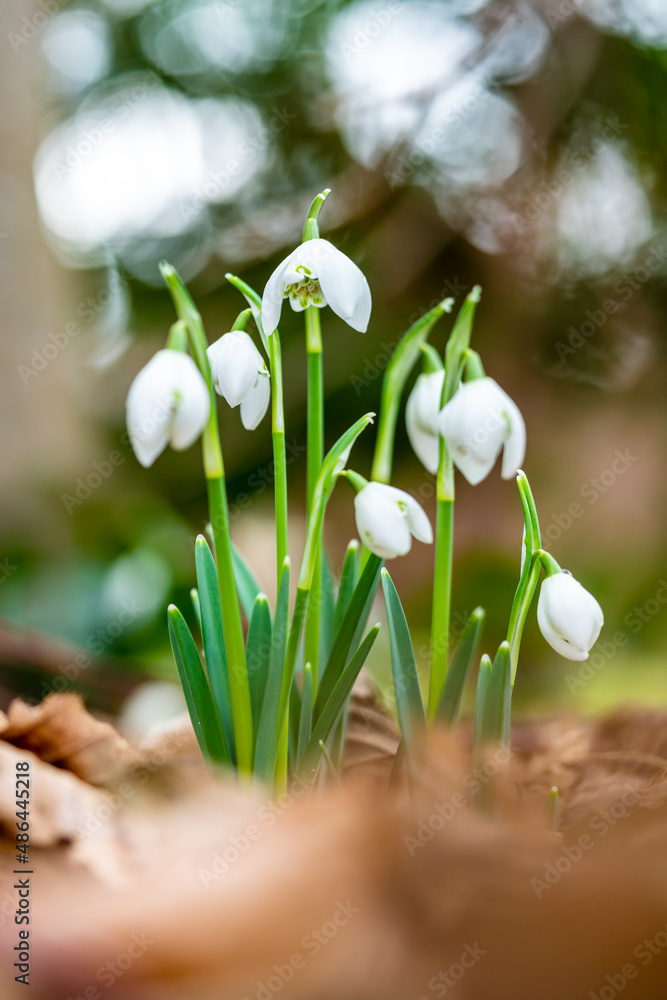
[354,482,432,559]
[261,238,371,335]
[207,330,270,430]
[406,369,445,475]
[537,571,604,661]
[439,377,525,485]
[126,349,210,468]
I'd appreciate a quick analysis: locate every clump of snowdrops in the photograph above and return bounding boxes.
[126,190,603,793]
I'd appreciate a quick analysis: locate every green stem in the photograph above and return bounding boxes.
[428,450,455,718]
[426,289,481,719]
[269,333,288,585]
[507,471,544,685]
[305,307,324,514]
[305,305,324,682]
[507,551,542,686]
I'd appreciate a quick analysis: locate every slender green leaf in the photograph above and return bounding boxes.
[314,553,383,722]
[167,605,228,767]
[190,588,202,637]
[436,607,485,726]
[334,540,360,630]
[246,592,272,733]
[194,536,235,762]
[297,663,314,763]
[381,569,425,746]
[316,741,341,783]
[288,677,302,773]
[317,556,336,681]
[254,559,290,782]
[473,654,492,754]
[301,625,380,775]
[476,642,511,750]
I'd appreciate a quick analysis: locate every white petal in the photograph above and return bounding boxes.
[406,371,444,475]
[439,378,510,485]
[169,360,211,451]
[537,573,604,661]
[354,484,411,559]
[310,239,372,333]
[380,484,433,544]
[499,392,526,479]
[261,246,303,335]
[207,331,265,408]
[240,372,271,430]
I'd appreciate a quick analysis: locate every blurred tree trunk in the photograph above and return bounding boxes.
[0,0,92,549]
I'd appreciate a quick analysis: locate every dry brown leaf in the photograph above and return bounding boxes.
[1,707,667,999]
[0,694,139,785]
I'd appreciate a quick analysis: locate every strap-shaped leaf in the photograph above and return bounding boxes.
[317,556,336,681]
[314,553,383,723]
[435,607,485,726]
[194,536,235,761]
[474,653,492,754]
[297,663,314,764]
[254,559,290,782]
[381,569,425,747]
[334,540,360,631]
[246,592,272,734]
[167,605,228,767]
[475,642,511,751]
[301,624,380,776]
[190,588,202,637]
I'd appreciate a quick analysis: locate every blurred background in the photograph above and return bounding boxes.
[1,0,666,728]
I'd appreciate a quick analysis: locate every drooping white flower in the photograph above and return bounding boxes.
[438,377,525,485]
[406,370,445,475]
[207,330,270,430]
[126,349,210,468]
[261,238,371,335]
[354,482,432,559]
[537,571,604,661]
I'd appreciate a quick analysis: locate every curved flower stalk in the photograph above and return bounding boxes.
[261,238,372,336]
[207,330,270,430]
[439,376,526,486]
[126,348,210,468]
[537,570,604,661]
[345,474,432,559]
[406,368,445,475]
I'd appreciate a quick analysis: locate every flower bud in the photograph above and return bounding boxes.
[354,482,432,559]
[126,349,210,468]
[537,571,604,661]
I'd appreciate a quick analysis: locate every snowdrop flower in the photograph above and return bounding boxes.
[406,370,445,475]
[439,377,525,485]
[126,349,210,468]
[207,331,270,430]
[354,482,432,559]
[537,571,604,661]
[261,238,371,335]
